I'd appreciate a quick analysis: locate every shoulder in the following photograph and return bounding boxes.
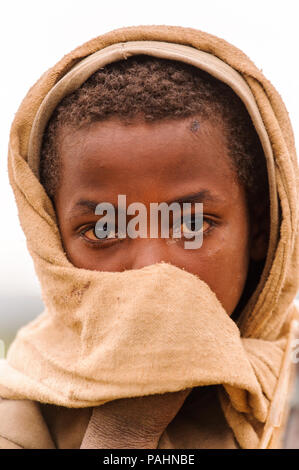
[0,396,56,449]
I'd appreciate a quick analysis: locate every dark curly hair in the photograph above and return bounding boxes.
[40,55,269,209]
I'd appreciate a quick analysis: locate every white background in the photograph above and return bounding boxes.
[0,0,298,347]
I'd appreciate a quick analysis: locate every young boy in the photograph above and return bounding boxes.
[0,25,298,449]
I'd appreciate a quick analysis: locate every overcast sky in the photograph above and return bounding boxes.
[1,0,298,301]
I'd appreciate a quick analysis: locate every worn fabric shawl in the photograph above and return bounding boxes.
[0,25,298,449]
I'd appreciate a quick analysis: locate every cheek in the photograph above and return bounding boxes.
[186,217,251,315]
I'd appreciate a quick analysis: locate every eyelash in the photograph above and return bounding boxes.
[78,216,217,249]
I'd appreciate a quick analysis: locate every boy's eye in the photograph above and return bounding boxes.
[174,215,212,237]
[182,215,202,234]
[82,223,118,241]
[79,215,215,245]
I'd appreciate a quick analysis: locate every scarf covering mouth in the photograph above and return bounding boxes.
[0,25,298,449]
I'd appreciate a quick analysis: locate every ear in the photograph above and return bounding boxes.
[249,200,270,262]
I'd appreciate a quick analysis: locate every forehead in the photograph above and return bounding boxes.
[58,116,238,201]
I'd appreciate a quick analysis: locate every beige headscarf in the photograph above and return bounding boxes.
[0,25,298,449]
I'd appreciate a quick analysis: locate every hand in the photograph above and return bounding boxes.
[80,388,192,449]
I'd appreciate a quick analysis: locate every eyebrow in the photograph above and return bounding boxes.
[165,190,223,206]
[67,199,99,221]
[68,190,222,220]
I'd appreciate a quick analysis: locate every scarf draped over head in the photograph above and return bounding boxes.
[0,25,298,449]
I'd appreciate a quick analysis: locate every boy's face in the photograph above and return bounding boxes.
[54,116,256,316]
